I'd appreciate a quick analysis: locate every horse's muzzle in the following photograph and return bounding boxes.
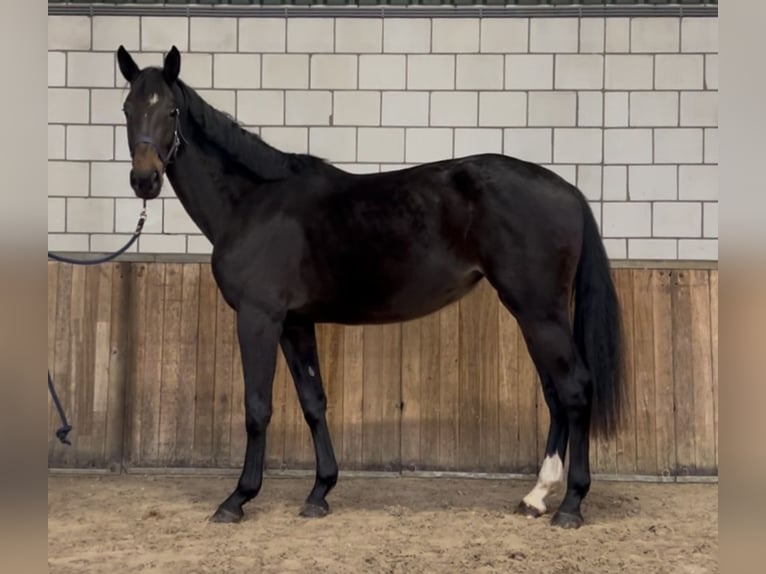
[130,168,162,200]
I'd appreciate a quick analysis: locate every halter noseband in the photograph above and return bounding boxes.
[130,109,183,168]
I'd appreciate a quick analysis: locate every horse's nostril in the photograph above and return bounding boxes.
[130,171,139,190]
[151,170,160,184]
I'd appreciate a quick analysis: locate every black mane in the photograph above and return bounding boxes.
[173,79,330,181]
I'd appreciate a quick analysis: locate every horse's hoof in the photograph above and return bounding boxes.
[515,500,544,519]
[209,506,243,524]
[300,501,329,518]
[551,510,584,529]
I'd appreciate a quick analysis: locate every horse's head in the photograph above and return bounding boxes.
[116,45,183,200]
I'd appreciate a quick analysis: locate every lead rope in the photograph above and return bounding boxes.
[48,371,72,445]
[47,201,148,445]
[48,201,147,265]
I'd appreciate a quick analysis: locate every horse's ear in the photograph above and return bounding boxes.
[117,45,140,83]
[163,46,181,84]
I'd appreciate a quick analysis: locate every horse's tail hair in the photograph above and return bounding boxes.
[572,192,625,439]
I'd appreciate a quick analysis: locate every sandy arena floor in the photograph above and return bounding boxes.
[48,474,717,574]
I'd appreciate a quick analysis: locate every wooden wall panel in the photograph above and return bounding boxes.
[47,263,129,469]
[689,270,716,474]
[614,270,638,475]
[174,264,200,466]
[48,262,718,478]
[632,270,658,475]
[652,270,678,477]
[192,264,217,465]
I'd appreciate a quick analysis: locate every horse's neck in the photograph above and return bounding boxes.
[165,124,238,244]
[164,88,300,244]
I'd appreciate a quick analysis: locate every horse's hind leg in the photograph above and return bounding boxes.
[492,281,569,519]
[515,371,568,518]
[280,320,339,517]
[484,262,592,527]
[514,313,593,528]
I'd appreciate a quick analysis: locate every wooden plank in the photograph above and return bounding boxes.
[76,266,99,464]
[47,263,59,379]
[139,263,165,465]
[362,325,384,468]
[361,323,401,470]
[212,288,234,467]
[653,270,676,476]
[419,313,441,469]
[174,264,200,466]
[381,323,402,470]
[158,264,183,464]
[458,288,482,469]
[157,263,183,466]
[516,324,539,474]
[382,323,402,470]
[400,319,422,468]
[47,263,60,459]
[614,269,637,474]
[438,303,460,470]
[671,270,696,474]
[709,271,718,468]
[320,323,345,469]
[66,265,86,468]
[105,263,130,472]
[193,266,218,466]
[497,303,520,472]
[125,263,148,466]
[632,269,658,475]
[478,282,500,472]
[341,325,364,469]
[92,264,114,464]
[689,270,716,473]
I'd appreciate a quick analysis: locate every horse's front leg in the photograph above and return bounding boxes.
[280,320,339,517]
[210,304,284,523]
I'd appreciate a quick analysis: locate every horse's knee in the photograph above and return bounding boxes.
[245,401,272,436]
[301,394,327,427]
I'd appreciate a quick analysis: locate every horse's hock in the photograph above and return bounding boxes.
[47,261,717,479]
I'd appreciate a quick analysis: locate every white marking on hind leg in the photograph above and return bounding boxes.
[522,454,564,514]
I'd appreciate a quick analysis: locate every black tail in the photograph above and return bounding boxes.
[572,194,625,439]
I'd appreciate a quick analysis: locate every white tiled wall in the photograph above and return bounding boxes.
[47,14,718,261]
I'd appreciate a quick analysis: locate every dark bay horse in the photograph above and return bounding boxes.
[116,45,624,529]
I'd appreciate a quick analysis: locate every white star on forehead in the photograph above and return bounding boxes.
[148,93,159,106]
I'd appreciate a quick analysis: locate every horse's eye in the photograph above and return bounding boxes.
[169,108,178,118]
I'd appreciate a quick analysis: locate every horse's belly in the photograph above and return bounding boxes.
[306,267,484,325]
[388,269,483,318]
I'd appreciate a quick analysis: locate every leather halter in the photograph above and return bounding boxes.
[130,109,182,168]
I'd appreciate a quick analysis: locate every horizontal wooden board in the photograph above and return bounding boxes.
[48,262,718,477]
